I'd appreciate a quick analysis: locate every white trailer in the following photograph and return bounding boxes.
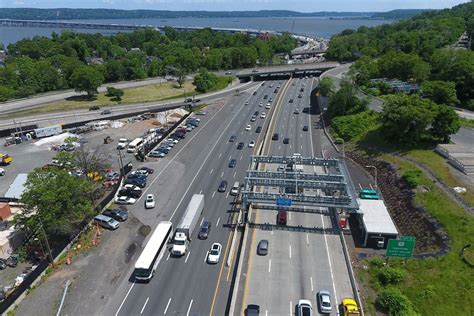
[172,194,204,256]
[33,125,63,138]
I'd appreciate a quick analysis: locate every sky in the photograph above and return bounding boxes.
[1,0,470,12]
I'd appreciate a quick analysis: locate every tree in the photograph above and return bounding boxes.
[70,66,104,96]
[381,94,435,144]
[327,79,369,119]
[193,68,218,93]
[176,67,186,88]
[420,80,459,107]
[106,86,124,101]
[16,167,95,240]
[319,77,335,97]
[430,106,460,143]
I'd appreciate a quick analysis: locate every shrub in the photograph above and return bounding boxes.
[332,110,380,141]
[402,170,423,188]
[369,258,386,268]
[378,267,406,285]
[377,288,418,316]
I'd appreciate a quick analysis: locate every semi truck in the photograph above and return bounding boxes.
[33,125,63,138]
[172,194,204,256]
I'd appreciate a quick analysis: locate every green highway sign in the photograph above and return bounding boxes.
[386,237,416,258]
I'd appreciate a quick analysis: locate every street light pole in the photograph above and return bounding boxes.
[366,165,377,189]
[38,217,54,263]
[117,148,125,177]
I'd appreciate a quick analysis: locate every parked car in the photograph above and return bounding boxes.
[116,138,129,150]
[167,138,179,144]
[115,196,137,205]
[149,150,165,158]
[237,142,244,150]
[124,177,146,188]
[317,291,332,314]
[297,299,313,316]
[145,194,155,209]
[118,188,142,198]
[105,172,120,181]
[103,208,128,222]
[257,240,269,255]
[127,173,147,180]
[229,159,237,168]
[207,243,222,264]
[131,169,149,176]
[138,167,154,174]
[198,221,211,239]
[218,180,228,192]
[123,184,141,191]
[196,111,207,115]
[0,168,5,176]
[94,214,120,230]
[0,259,6,270]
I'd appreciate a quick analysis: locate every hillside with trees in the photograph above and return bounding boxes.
[0,27,297,101]
[327,1,474,109]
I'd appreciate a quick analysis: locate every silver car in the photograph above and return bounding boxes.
[317,290,332,314]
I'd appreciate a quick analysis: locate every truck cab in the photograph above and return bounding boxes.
[172,232,189,256]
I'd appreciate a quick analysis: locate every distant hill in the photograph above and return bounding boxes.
[371,9,432,19]
[0,8,381,20]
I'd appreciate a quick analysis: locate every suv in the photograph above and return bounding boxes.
[255,126,262,133]
[116,138,128,150]
[237,142,244,150]
[198,221,211,239]
[103,209,128,222]
[118,188,142,198]
[124,177,146,188]
[94,214,120,230]
[277,210,287,225]
[297,299,313,316]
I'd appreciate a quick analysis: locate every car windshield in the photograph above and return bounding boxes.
[322,300,331,307]
[210,249,219,255]
[201,227,209,233]
[301,306,311,316]
[175,240,186,245]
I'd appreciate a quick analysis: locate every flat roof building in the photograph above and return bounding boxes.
[357,199,398,249]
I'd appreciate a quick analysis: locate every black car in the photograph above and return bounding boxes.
[103,208,129,222]
[229,135,237,142]
[118,188,142,198]
[255,126,262,133]
[138,167,154,174]
[298,94,302,98]
[237,142,244,150]
[254,111,259,116]
[303,125,309,131]
[89,106,100,111]
[198,221,211,239]
[300,88,304,92]
[272,133,279,141]
[246,304,260,316]
[124,178,146,188]
[289,99,294,103]
[274,89,278,93]
[157,147,170,154]
[127,173,147,180]
[253,91,257,95]
[218,180,228,192]
[283,138,290,144]
[229,159,237,168]
[263,95,268,99]
[302,107,309,113]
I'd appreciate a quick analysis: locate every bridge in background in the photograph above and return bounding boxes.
[236,62,339,81]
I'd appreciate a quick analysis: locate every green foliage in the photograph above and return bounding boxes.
[332,110,380,141]
[377,288,418,316]
[193,68,219,93]
[327,79,369,119]
[70,65,104,96]
[318,77,335,97]
[378,267,406,285]
[16,167,95,240]
[106,86,124,101]
[402,170,423,188]
[430,106,460,142]
[1,28,297,102]
[420,80,459,106]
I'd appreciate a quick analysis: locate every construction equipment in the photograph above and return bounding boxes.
[0,154,12,165]
[103,136,113,144]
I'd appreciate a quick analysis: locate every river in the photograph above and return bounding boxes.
[0,17,392,46]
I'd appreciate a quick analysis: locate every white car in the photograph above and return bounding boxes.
[116,138,128,150]
[115,196,137,205]
[245,101,249,105]
[207,243,222,264]
[259,102,263,106]
[0,168,5,176]
[145,194,155,209]
[248,140,255,148]
[245,125,251,131]
[123,184,141,191]
[167,138,179,144]
[260,112,266,119]
[265,104,271,109]
[131,170,148,176]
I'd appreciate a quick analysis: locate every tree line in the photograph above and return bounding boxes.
[326,1,474,109]
[0,27,297,101]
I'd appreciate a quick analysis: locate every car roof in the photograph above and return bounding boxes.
[202,221,211,228]
[211,243,221,249]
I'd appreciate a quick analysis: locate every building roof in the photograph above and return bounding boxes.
[358,199,398,235]
[4,173,28,200]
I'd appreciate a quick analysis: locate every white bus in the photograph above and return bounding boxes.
[127,137,143,153]
[134,221,173,281]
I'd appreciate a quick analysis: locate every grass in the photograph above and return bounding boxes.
[359,155,474,315]
[460,117,474,128]
[0,80,197,118]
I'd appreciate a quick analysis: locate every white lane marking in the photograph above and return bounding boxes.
[166,252,170,261]
[210,168,214,174]
[306,234,309,245]
[279,145,281,150]
[216,217,221,227]
[233,171,237,178]
[200,218,204,226]
[240,155,243,160]
[229,155,232,160]
[310,276,314,292]
[226,191,230,199]
[268,259,272,273]
[300,145,303,150]
[241,131,243,135]
[266,311,268,316]
[185,251,191,263]
[221,171,224,178]
[204,252,208,263]
[289,301,292,316]
[212,191,216,199]
[199,190,202,194]
[288,212,291,221]
[140,297,149,314]
[271,230,273,235]
[289,144,292,150]
[218,152,222,158]
[115,282,135,316]
[289,245,292,259]
[186,299,194,316]
[321,211,339,304]
[163,298,172,314]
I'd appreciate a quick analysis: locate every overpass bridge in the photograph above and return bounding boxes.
[236,62,339,81]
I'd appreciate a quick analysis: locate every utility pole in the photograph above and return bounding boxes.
[38,217,54,263]
[117,148,125,177]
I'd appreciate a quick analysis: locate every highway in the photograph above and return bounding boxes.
[237,76,354,315]
[102,79,284,315]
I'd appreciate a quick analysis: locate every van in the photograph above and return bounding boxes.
[94,214,120,230]
[230,182,240,196]
[277,211,287,225]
